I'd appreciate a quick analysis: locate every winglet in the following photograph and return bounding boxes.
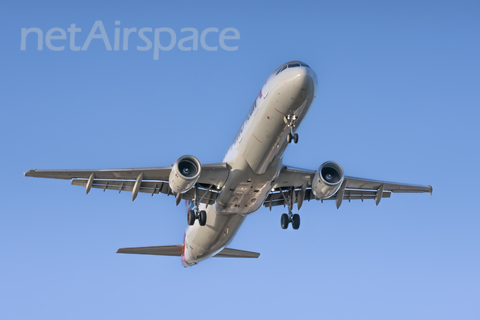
[429,185,433,198]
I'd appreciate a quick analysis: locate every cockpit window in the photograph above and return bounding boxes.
[276,65,287,75]
[276,62,310,75]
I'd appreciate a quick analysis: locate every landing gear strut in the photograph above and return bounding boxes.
[279,187,301,230]
[186,184,207,226]
[285,114,299,144]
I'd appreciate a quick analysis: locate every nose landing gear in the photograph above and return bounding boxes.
[285,114,299,144]
[287,132,299,144]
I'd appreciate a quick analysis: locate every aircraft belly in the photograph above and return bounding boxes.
[183,65,318,266]
[243,75,314,175]
[214,155,279,215]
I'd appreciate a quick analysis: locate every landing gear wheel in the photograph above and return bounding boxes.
[281,213,290,229]
[187,210,196,226]
[292,214,300,230]
[199,210,207,226]
[293,133,299,144]
[287,133,292,143]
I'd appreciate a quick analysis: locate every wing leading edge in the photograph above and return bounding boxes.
[25,162,228,182]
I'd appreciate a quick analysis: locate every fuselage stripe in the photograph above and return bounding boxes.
[252,133,263,143]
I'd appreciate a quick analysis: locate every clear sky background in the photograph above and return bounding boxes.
[1,1,479,319]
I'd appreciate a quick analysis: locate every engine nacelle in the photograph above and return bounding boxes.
[169,155,201,194]
[311,161,344,200]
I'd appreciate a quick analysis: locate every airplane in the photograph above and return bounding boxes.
[25,61,432,267]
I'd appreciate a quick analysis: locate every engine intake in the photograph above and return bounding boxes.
[169,155,201,194]
[311,161,344,200]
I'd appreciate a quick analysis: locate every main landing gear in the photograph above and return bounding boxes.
[279,187,301,230]
[187,209,207,226]
[281,213,300,230]
[285,114,299,144]
[186,185,207,226]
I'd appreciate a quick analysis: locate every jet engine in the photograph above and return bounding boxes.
[311,161,344,200]
[169,155,201,194]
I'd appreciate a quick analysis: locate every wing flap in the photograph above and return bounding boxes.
[71,179,218,204]
[263,189,392,208]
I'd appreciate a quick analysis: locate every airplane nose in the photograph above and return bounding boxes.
[308,68,318,95]
[296,67,317,97]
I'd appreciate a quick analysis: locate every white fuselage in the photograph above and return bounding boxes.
[182,62,318,266]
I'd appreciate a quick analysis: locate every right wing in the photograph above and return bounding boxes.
[265,166,432,209]
[24,163,229,204]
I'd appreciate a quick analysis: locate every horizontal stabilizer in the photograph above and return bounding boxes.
[214,248,260,258]
[117,245,183,256]
[116,245,260,258]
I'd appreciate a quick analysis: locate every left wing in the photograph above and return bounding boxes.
[24,163,229,204]
[265,166,432,209]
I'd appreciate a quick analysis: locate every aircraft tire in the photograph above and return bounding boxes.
[187,210,196,226]
[294,133,299,144]
[281,213,289,229]
[199,210,207,226]
[287,133,292,143]
[292,214,300,230]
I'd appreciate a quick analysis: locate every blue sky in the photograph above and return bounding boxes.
[1,0,479,319]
